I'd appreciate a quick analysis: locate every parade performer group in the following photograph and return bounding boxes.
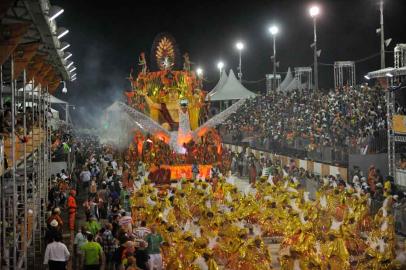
[129,166,400,270]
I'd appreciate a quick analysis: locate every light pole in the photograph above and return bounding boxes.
[217,61,224,78]
[65,104,75,123]
[269,26,279,92]
[309,5,320,91]
[235,41,244,82]
[196,67,203,88]
[379,0,385,68]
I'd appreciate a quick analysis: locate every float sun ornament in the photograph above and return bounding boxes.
[155,36,175,70]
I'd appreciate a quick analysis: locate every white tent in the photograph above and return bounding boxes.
[284,77,308,92]
[278,67,293,92]
[50,108,60,119]
[209,69,256,101]
[206,70,228,101]
[50,95,67,104]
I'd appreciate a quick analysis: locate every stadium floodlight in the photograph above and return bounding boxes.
[309,6,320,18]
[60,42,70,51]
[269,26,279,36]
[364,75,370,80]
[57,27,69,39]
[64,52,72,61]
[217,61,224,71]
[196,67,203,77]
[236,41,244,51]
[309,5,321,91]
[49,6,64,21]
[217,61,224,78]
[386,72,393,78]
[235,41,245,81]
[66,61,74,69]
[69,67,77,73]
[268,25,279,92]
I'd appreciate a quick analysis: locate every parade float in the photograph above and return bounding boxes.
[103,33,245,183]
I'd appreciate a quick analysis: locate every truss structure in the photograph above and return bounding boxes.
[294,67,312,91]
[334,61,356,89]
[394,44,406,68]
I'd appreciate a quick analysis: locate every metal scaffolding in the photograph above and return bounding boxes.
[0,0,76,268]
[394,44,406,69]
[366,66,406,186]
[334,61,356,89]
[265,74,281,93]
[0,59,52,269]
[294,67,313,91]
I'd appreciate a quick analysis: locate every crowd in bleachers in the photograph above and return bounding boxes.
[221,86,387,155]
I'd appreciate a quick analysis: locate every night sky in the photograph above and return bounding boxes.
[52,0,406,127]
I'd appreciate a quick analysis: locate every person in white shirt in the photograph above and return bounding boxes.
[43,234,70,270]
[111,160,118,170]
[118,211,133,233]
[80,166,91,192]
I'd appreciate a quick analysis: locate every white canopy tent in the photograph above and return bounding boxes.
[49,95,68,104]
[278,67,294,92]
[208,69,256,101]
[284,77,306,92]
[206,70,228,101]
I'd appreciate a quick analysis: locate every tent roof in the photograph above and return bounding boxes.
[278,67,293,92]
[209,69,257,101]
[206,70,228,100]
[50,95,68,104]
[105,101,122,112]
[284,77,306,92]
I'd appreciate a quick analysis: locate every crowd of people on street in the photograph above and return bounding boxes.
[221,86,387,156]
[40,129,406,270]
[43,133,170,270]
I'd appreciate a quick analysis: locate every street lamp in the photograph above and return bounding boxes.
[196,67,203,88]
[196,67,203,78]
[268,25,279,93]
[379,0,385,68]
[61,81,67,93]
[235,41,244,81]
[309,5,320,91]
[217,61,224,77]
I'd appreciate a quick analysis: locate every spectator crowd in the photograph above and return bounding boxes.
[221,86,387,157]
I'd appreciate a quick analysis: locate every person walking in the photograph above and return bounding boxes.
[81,233,105,270]
[133,220,151,270]
[80,166,92,193]
[145,224,163,270]
[101,223,116,270]
[43,234,70,270]
[74,226,88,270]
[86,216,102,236]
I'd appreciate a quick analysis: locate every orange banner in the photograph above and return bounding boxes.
[160,164,212,180]
[394,115,406,134]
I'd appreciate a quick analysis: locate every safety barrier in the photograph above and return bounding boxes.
[223,143,348,181]
[394,205,406,235]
